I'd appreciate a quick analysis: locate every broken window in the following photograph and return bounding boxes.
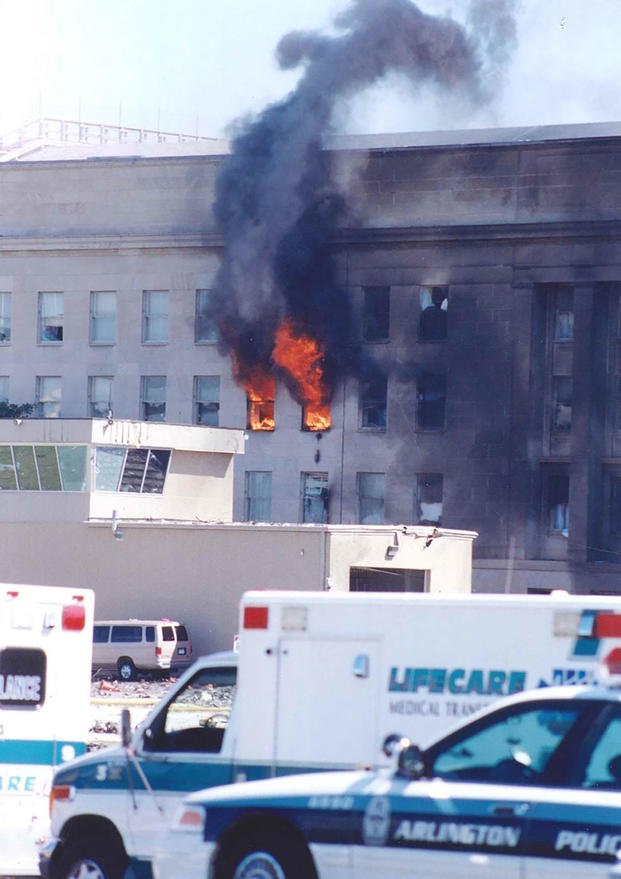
[95,446,171,494]
[244,471,272,522]
[357,472,385,524]
[141,375,166,422]
[416,372,446,430]
[552,375,572,433]
[88,376,113,418]
[545,469,569,536]
[359,373,387,430]
[193,375,220,426]
[195,289,219,343]
[35,375,61,418]
[362,286,390,342]
[247,394,275,431]
[416,473,443,525]
[0,444,87,491]
[419,286,448,341]
[38,292,63,343]
[301,471,329,524]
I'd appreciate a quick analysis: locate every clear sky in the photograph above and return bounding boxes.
[1,0,620,139]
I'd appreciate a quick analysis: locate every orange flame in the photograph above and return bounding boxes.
[232,352,276,431]
[272,320,331,431]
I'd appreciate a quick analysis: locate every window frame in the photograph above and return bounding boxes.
[244,470,272,522]
[357,472,385,524]
[359,374,387,431]
[35,376,61,418]
[89,290,117,345]
[88,376,113,419]
[195,289,218,344]
[193,375,220,426]
[0,292,12,344]
[140,375,167,422]
[142,290,169,345]
[37,292,64,345]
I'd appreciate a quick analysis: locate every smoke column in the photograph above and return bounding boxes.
[211,0,518,401]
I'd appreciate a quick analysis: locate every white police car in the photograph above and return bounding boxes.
[152,680,621,879]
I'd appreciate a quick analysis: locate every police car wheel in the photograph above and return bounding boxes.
[117,658,136,681]
[54,835,128,879]
[217,830,315,879]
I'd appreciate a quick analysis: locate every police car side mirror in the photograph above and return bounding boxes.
[397,743,425,780]
[120,708,132,748]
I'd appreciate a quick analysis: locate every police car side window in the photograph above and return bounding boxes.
[580,712,621,790]
[431,704,581,784]
[145,666,237,754]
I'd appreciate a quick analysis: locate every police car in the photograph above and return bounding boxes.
[152,670,621,879]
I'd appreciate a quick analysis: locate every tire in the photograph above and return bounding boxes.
[117,657,136,681]
[215,830,315,879]
[53,834,128,879]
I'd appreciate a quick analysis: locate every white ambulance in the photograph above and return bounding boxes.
[43,590,621,879]
[0,583,94,877]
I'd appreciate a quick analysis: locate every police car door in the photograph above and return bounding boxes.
[353,698,592,878]
[275,638,380,771]
[523,701,621,877]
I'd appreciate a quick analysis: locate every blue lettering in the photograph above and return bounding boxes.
[428,668,446,694]
[507,671,526,694]
[487,670,507,695]
[24,776,35,792]
[466,670,484,695]
[448,668,465,694]
[388,667,409,692]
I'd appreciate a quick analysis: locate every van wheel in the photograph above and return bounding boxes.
[216,830,316,879]
[54,834,128,879]
[117,658,136,681]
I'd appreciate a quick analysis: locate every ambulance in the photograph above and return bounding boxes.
[0,583,94,876]
[43,590,621,879]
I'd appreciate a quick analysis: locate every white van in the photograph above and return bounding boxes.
[43,590,621,879]
[0,582,94,877]
[92,618,193,680]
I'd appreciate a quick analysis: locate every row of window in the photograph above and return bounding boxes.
[0,286,450,347]
[0,372,447,430]
[243,471,444,525]
[0,444,171,494]
[0,290,218,346]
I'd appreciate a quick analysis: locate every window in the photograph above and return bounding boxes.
[552,376,572,433]
[193,376,220,426]
[301,471,329,524]
[90,291,116,344]
[357,472,385,524]
[38,292,63,343]
[93,625,110,644]
[0,377,8,404]
[94,447,171,494]
[143,665,237,754]
[35,376,61,418]
[610,475,621,536]
[419,286,448,340]
[359,373,387,430]
[416,473,443,525]
[244,471,272,522]
[0,444,87,491]
[0,293,11,343]
[246,378,275,431]
[416,372,446,429]
[429,701,581,785]
[141,376,166,422]
[195,289,218,343]
[546,469,569,535]
[362,287,389,342]
[0,648,46,708]
[554,288,574,340]
[88,376,113,418]
[142,291,169,343]
[579,709,621,789]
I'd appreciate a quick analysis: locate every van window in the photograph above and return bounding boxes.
[162,626,174,642]
[111,625,142,643]
[175,625,188,642]
[0,647,46,708]
[145,626,155,643]
[144,666,237,754]
[93,625,110,643]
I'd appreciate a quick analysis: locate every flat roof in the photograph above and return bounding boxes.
[4,121,621,163]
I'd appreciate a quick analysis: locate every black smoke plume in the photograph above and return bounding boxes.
[211,0,517,398]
